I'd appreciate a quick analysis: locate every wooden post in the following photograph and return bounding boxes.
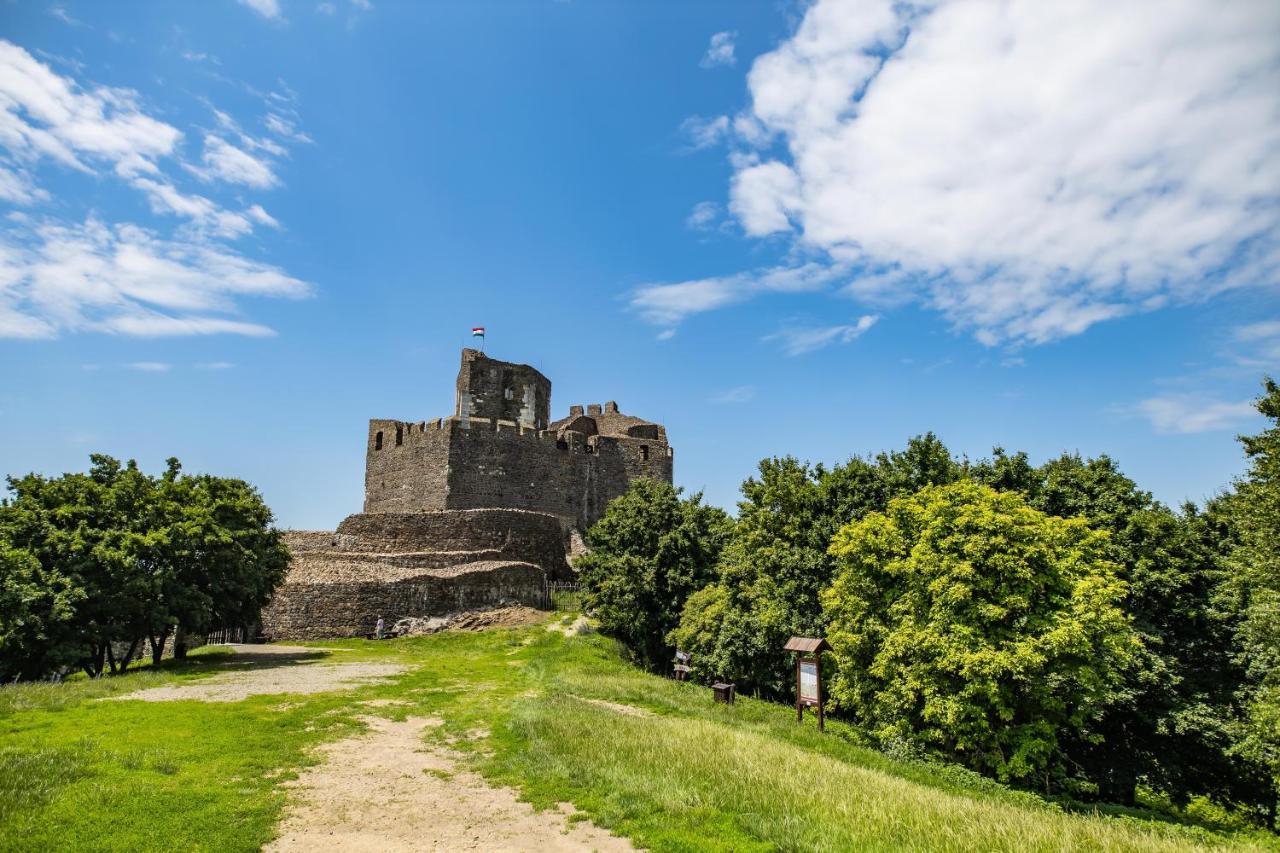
[795,655,803,722]
[816,657,825,732]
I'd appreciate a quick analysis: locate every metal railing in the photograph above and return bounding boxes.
[541,581,583,612]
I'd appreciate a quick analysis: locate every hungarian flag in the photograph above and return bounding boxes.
[471,327,485,338]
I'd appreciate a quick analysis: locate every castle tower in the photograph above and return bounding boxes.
[454,349,550,431]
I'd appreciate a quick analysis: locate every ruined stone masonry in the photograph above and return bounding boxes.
[261,349,673,639]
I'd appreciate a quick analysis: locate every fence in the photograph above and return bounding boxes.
[540,581,584,612]
[206,625,256,644]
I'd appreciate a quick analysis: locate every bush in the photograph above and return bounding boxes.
[823,481,1138,785]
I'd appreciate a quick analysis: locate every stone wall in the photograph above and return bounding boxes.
[333,508,570,577]
[455,348,550,430]
[443,424,673,530]
[261,560,545,640]
[364,418,452,513]
[363,418,672,529]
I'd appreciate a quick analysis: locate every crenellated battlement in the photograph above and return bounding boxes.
[363,350,674,530]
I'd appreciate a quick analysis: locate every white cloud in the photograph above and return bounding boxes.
[195,361,235,369]
[195,134,279,188]
[1235,319,1280,344]
[0,40,181,181]
[679,115,731,152]
[316,2,337,14]
[1231,318,1280,366]
[675,0,1280,346]
[264,112,312,144]
[631,261,847,329]
[686,201,719,231]
[350,0,373,10]
[238,0,282,20]
[128,361,171,372]
[0,218,308,339]
[48,7,85,27]
[0,44,312,340]
[763,314,878,356]
[1135,394,1258,434]
[701,31,737,69]
[710,385,755,404]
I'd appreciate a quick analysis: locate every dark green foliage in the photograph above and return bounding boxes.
[670,435,962,697]
[0,455,288,680]
[576,479,731,670]
[823,481,1136,784]
[1219,379,1280,810]
[976,450,1266,808]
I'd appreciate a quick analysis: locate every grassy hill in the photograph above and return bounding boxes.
[0,616,1274,852]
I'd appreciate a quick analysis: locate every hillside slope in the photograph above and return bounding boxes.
[0,617,1273,851]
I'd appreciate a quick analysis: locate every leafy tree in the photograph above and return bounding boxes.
[823,481,1137,786]
[671,436,962,697]
[147,463,289,660]
[577,479,731,670]
[1221,379,1280,811]
[0,455,288,678]
[0,543,83,681]
[971,450,1264,807]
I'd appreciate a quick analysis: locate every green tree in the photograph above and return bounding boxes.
[823,481,1137,785]
[577,479,731,670]
[1221,379,1280,811]
[671,436,962,697]
[0,455,288,678]
[147,463,289,660]
[0,543,83,681]
[971,450,1264,807]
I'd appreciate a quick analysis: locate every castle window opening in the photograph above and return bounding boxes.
[640,445,650,461]
[396,424,403,446]
[504,387,514,400]
[375,431,383,450]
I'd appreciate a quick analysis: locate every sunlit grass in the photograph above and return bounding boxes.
[0,619,1274,852]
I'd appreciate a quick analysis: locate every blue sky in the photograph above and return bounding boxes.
[1,0,1277,529]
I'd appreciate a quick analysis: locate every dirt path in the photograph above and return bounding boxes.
[266,715,634,852]
[110,645,407,703]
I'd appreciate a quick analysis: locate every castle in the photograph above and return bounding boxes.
[260,349,673,639]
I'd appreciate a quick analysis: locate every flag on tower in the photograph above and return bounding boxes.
[471,327,485,339]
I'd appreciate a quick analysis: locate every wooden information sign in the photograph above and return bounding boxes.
[783,636,830,732]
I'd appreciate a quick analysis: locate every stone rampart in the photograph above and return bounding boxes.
[261,560,544,640]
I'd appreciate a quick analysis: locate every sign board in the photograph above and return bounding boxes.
[785,636,829,732]
[799,659,820,704]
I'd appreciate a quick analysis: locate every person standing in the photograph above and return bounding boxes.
[374,615,385,640]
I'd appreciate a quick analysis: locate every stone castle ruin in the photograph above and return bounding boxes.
[261,349,673,639]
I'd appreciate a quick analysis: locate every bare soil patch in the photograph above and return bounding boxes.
[572,697,654,718]
[267,715,634,852]
[109,645,407,703]
[391,604,547,637]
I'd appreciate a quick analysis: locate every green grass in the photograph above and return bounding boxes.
[0,619,1274,852]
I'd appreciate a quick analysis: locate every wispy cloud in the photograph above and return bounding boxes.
[193,135,279,188]
[0,218,307,339]
[128,361,171,372]
[710,385,755,404]
[238,0,282,20]
[1134,394,1258,434]
[48,6,86,27]
[679,115,730,151]
[686,201,719,232]
[701,31,737,69]
[665,0,1280,347]
[763,315,879,356]
[631,262,848,331]
[195,361,235,369]
[0,42,312,339]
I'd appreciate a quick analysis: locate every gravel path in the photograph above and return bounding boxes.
[266,715,634,852]
[109,644,407,703]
